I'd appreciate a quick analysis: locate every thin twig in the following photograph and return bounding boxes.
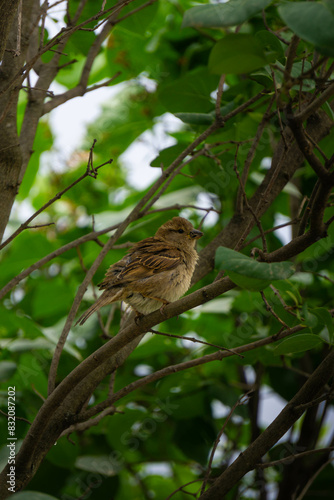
[150,329,244,358]
[296,457,334,500]
[260,291,289,328]
[257,446,334,469]
[200,392,252,495]
[165,479,203,500]
[242,219,299,249]
[0,409,32,425]
[233,151,268,252]
[59,406,120,437]
[261,10,289,45]
[0,142,112,251]
[270,285,299,318]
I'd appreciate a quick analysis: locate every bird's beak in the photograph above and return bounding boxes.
[189,229,203,240]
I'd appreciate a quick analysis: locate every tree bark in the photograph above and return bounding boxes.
[0,0,38,243]
[0,0,20,62]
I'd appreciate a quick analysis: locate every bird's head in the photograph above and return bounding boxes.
[155,217,203,248]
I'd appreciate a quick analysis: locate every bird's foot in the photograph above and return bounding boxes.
[159,300,170,316]
[134,311,144,325]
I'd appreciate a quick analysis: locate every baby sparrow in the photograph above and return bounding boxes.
[76,217,203,325]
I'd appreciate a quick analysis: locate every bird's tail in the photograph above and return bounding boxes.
[75,290,122,326]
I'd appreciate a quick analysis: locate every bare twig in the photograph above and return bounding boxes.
[150,329,244,358]
[0,409,32,425]
[270,285,299,318]
[233,151,268,252]
[59,406,119,437]
[296,457,334,500]
[166,479,203,500]
[260,290,289,328]
[200,392,252,495]
[0,142,112,251]
[261,10,289,45]
[257,446,334,469]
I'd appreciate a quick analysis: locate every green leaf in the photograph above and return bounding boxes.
[32,278,75,320]
[75,455,121,476]
[174,112,214,125]
[183,0,273,28]
[312,307,334,343]
[209,34,269,75]
[255,30,285,62]
[216,247,295,280]
[4,338,54,353]
[150,144,188,168]
[274,334,323,355]
[11,493,59,500]
[158,67,219,113]
[0,361,17,381]
[227,270,272,291]
[278,2,334,56]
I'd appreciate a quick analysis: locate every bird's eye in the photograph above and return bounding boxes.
[178,229,185,234]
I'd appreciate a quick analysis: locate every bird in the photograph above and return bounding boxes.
[76,217,203,325]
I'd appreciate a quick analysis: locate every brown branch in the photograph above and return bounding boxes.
[257,446,334,469]
[260,290,289,328]
[288,105,333,182]
[166,480,203,500]
[59,406,119,437]
[242,218,299,249]
[43,28,121,114]
[285,35,300,79]
[293,81,334,123]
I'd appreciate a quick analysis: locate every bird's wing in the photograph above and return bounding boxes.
[99,238,183,290]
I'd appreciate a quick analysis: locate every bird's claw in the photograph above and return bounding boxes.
[159,301,170,316]
[134,311,144,325]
